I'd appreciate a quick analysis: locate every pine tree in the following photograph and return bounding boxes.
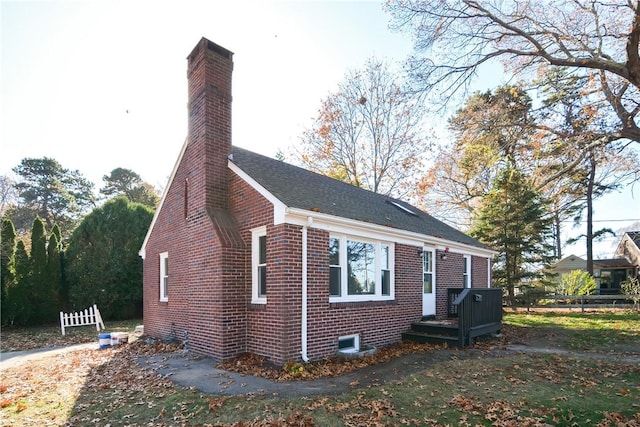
[470,166,554,299]
[1,218,17,325]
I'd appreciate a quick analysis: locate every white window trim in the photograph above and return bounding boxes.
[159,252,168,302]
[423,247,435,294]
[463,255,472,288]
[251,226,267,304]
[338,334,360,354]
[329,234,395,303]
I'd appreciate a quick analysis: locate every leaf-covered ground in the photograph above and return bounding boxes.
[1,310,639,426]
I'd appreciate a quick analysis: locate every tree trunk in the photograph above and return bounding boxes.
[586,154,596,276]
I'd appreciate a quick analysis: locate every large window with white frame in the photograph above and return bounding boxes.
[252,227,267,304]
[329,234,394,302]
[159,252,168,302]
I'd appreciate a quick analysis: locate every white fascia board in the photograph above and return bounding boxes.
[228,161,287,224]
[285,207,496,258]
[139,137,189,259]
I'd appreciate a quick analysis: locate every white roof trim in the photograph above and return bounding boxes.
[228,161,287,224]
[139,137,189,259]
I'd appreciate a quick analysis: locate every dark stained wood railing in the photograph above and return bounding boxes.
[450,288,503,346]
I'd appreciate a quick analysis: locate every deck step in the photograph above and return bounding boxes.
[410,321,459,337]
[401,331,460,346]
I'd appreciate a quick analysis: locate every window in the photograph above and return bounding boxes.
[463,255,471,288]
[338,334,360,354]
[252,227,267,304]
[329,235,394,301]
[423,250,433,294]
[329,238,341,297]
[381,244,391,295]
[159,252,168,302]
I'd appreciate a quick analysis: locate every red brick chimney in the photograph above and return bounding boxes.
[186,38,233,212]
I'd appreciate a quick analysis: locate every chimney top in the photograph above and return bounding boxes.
[188,37,233,61]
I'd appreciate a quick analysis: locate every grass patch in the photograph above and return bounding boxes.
[503,311,640,353]
[2,311,639,426]
[62,350,640,426]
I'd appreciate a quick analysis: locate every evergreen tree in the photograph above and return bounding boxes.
[66,197,153,319]
[30,216,55,323]
[1,218,17,324]
[470,166,554,300]
[5,240,31,325]
[47,227,64,312]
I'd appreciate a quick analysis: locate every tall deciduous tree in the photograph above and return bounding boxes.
[100,168,159,208]
[12,157,95,236]
[296,58,428,199]
[470,166,554,299]
[386,0,640,160]
[65,197,153,319]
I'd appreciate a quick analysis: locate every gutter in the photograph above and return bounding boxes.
[300,216,313,362]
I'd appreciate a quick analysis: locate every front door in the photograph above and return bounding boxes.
[422,249,436,317]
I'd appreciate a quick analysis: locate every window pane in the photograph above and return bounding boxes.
[329,238,340,265]
[259,235,267,264]
[330,266,341,296]
[258,265,267,296]
[381,245,389,269]
[423,251,432,273]
[423,273,432,293]
[347,240,375,295]
[164,257,169,275]
[382,269,390,295]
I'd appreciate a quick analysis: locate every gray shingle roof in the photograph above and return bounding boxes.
[230,147,491,250]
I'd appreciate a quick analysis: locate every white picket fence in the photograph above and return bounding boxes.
[60,304,105,335]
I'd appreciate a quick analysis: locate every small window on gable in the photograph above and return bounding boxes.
[252,227,267,304]
[159,252,168,302]
[338,334,360,354]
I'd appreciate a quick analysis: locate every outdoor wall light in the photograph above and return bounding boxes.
[440,247,450,260]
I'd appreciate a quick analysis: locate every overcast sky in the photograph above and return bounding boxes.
[1,0,638,257]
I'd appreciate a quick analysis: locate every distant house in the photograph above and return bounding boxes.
[139,38,497,364]
[552,234,639,295]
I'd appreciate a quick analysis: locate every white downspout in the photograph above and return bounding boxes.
[301,216,313,362]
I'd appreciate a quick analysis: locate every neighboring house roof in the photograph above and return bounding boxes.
[624,231,640,249]
[552,255,586,272]
[230,147,491,251]
[594,258,634,269]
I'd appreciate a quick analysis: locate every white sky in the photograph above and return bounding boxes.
[1,0,638,258]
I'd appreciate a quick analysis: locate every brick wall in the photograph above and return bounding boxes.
[143,37,495,365]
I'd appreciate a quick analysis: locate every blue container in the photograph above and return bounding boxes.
[98,333,111,349]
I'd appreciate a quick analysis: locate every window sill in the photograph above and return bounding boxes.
[251,298,267,305]
[330,299,396,308]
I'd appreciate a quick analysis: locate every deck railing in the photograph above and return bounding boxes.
[449,288,503,346]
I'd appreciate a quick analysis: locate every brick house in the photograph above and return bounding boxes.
[140,38,496,365]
